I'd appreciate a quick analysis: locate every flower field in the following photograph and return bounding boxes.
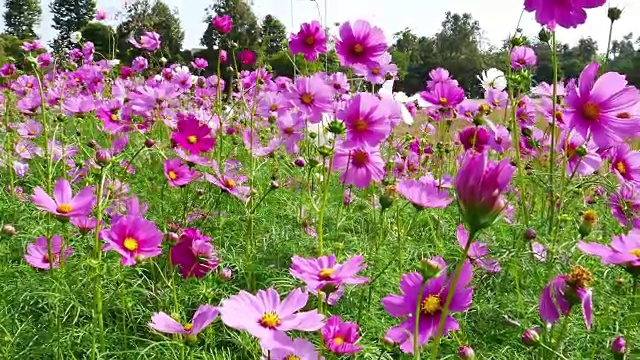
[1,1,640,359]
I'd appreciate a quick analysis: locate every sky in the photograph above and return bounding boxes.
[12,0,640,51]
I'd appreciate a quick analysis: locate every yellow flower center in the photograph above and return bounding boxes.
[616,161,627,175]
[421,295,442,315]
[301,93,314,105]
[439,97,448,106]
[110,114,118,121]
[630,249,640,258]
[567,265,593,289]
[168,171,178,180]
[224,178,236,189]
[353,44,364,54]
[353,119,367,132]
[183,323,193,332]
[284,355,301,360]
[26,83,33,88]
[187,135,198,144]
[123,237,139,251]
[305,36,315,46]
[333,336,345,345]
[259,311,281,329]
[319,268,335,280]
[371,67,380,75]
[582,102,600,121]
[582,209,598,225]
[269,104,278,112]
[56,203,73,214]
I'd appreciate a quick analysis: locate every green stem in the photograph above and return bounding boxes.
[547,31,559,235]
[316,149,336,256]
[605,20,614,65]
[413,281,428,359]
[92,167,108,358]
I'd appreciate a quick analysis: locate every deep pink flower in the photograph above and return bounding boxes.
[237,50,256,65]
[338,92,391,148]
[559,130,602,176]
[333,143,385,189]
[289,20,327,61]
[426,68,458,90]
[565,62,640,148]
[170,228,219,278]
[191,57,208,70]
[171,117,215,155]
[610,144,640,185]
[32,178,95,218]
[149,305,219,337]
[382,257,473,353]
[489,125,512,153]
[285,76,334,123]
[335,20,387,67]
[511,46,537,69]
[218,288,324,350]
[24,235,72,270]
[609,182,640,229]
[102,215,163,266]
[95,9,106,21]
[524,0,606,29]
[458,126,491,153]
[212,15,233,34]
[457,225,501,273]
[421,82,465,111]
[164,158,198,187]
[539,267,593,330]
[322,316,362,354]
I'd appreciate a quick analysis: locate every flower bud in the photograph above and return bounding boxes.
[165,232,179,244]
[419,258,443,280]
[87,139,98,149]
[575,146,588,157]
[2,224,16,236]
[524,228,537,241]
[579,209,597,238]
[95,149,112,166]
[327,120,346,135]
[159,57,167,65]
[458,345,475,360]
[294,157,306,168]
[611,336,626,359]
[270,180,280,189]
[219,267,232,280]
[538,28,551,43]
[381,336,395,347]
[608,7,622,22]
[318,145,333,158]
[144,138,156,148]
[521,327,541,346]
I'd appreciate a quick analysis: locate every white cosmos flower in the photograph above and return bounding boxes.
[107,59,120,67]
[478,68,507,91]
[70,31,82,44]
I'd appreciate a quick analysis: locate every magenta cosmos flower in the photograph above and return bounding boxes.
[333,143,385,189]
[102,215,163,266]
[285,76,334,123]
[170,228,219,279]
[565,62,640,148]
[539,266,593,330]
[289,20,327,61]
[578,229,640,268]
[129,31,161,51]
[150,305,218,338]
[426,68,458,90]
[32,178,95,218]
[421,82,465,112]
[335,20,387,67]
[396,177,453,209]
[457,225,501,273]
[205,159,250,203]
[290,254,368,303]
[338,92,391,148]
[171,117,215,155]
[211,15,233,34]
[511,46,537,69]
[524,0,606,29]
[382,257,473,353]
[218,288,324,350]
[164,158,198,187]
[455,151,515,232]
[24,235,72,270]
[458,126,491,153]
[609,182,640,229]
[237,50,256,65]
[261,337,321,360]
[322,316,362,354]
[610,143,640,185]
[559,130,602,176]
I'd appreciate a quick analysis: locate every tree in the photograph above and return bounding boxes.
[50,0,96,54]
[260,14,287,57]
[116,0,185,64]
[81,22,116,60]
[3,0,41,39]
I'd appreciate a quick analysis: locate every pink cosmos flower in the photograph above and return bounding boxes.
[70,216,99,234]
[171,117,215,155]
[218,288,324,350]
[458,126,491,153]
[289,20,327,61]
[129,31,161,51]
[24,235,72,270]
[610,143,640,185]
[21,40,43,52]
[457,224,501,273]
[539,267,593,330]
[261,337,321,360]
[421,82,465,112]
[285,76,334,123]
[578,229,640,268]
[170,228,219,279]
[332,143,385,189]
[355,52,397,84]
[524,0,606,29]
[205,160,250,203]
[609,182,640,229]
[426,68,458,90]
[335,20,387,67]
[382,257,473,353]
[95,9,106,21]
[276,112,305,154]
[238,50,256,65]
[191,58,208,70]
[212,15,233,34]
[396,177,453,209]
[489,125,512,153]
[149,305,219,337]
[32,178,95,218]
[455,151,515,232]
[338,92,391,148]
[17,119,42,139]
[102,215,163,266]
[322,316,362,354]
[558,130,602,176]
[290,254,368,304]
[511,46,537,69]
[164,158,198,187]
[565,62,640,148]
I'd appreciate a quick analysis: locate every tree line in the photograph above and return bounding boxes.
[2,0,639,95]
